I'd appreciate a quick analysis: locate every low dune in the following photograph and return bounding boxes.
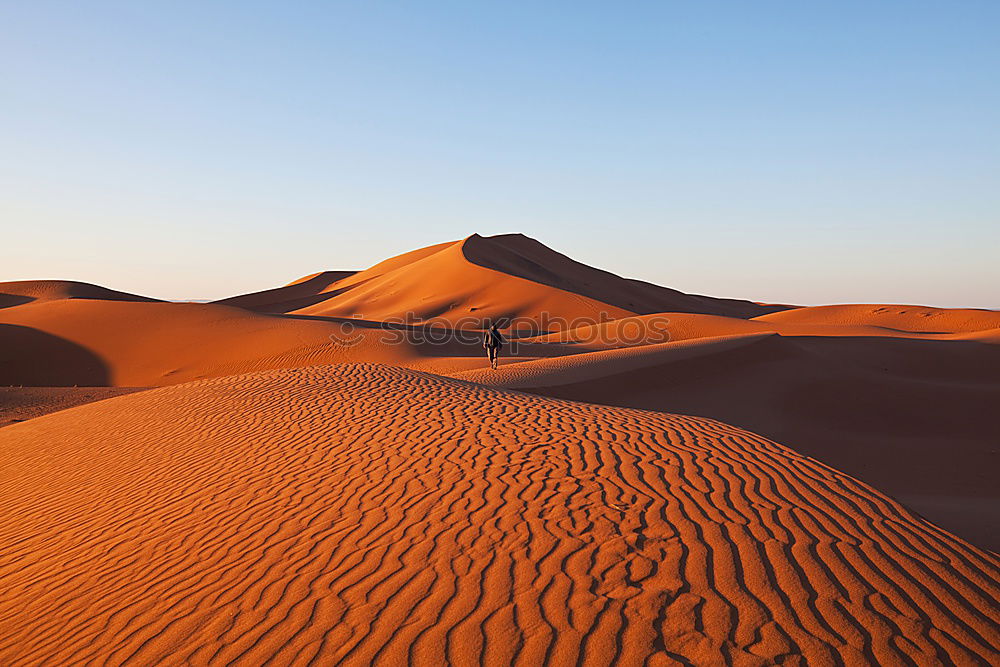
[0,365,997,665]
[0,279,159,309]
[453,333,778,387]
[754,304,1000,334]
[524,310,987,350]
[0,298,471,386]
[0,298,384,386]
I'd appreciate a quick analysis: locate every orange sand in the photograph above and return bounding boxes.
[212,270,358,313]
[753,303,1000,333]
[2,234,998,664]
[1,365,997,665]
[0,386,146,428]
[455,332,1000,550]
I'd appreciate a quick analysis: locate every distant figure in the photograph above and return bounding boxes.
[483,322,506,370]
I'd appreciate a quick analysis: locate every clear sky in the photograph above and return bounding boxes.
[3,1,998,307]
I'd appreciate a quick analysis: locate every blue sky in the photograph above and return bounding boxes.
[2,1,998,306]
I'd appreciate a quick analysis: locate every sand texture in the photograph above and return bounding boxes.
[2,234,998,664]
[1,365,997,665]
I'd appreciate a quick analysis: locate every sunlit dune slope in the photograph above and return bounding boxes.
[0,364,997,665]
[754,303,1000,334]
[213,240,456,315]
[456,333,1000,550]
[212,271,357,313]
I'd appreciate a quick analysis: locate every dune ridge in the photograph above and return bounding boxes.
[0,364,997,665]
[0,279,159,309]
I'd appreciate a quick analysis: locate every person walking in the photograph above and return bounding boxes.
[483,322,506,370]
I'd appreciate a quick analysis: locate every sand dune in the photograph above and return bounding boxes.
[754,303,1000,334]
[458,333,1000,550]
[0,279,159,309]
[289,235,636,325]
[220,234,786,326]
[0,298,479,386]
[523,310,983,350]
[453,333,777,387]
[0,364,997,665]
[212,240,455,315]
[212,271,357,313]
[0,298,371,386]
[0,294,593,386]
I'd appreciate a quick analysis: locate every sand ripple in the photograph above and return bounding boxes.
[0,364,997,665]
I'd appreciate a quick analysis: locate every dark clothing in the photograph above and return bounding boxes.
[483,328,505,349]
[483,327,505,369]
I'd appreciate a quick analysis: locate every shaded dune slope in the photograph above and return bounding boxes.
[457,334,1000,550]
[0,322,111,386]
[452,333,777,388]
[0,365,997,665]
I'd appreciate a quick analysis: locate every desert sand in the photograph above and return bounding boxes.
[0,386,145,428]
[1,234,998,665]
